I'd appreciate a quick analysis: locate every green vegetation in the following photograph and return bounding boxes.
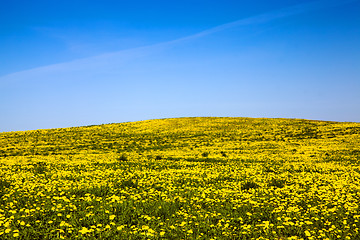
[0,117,360,239]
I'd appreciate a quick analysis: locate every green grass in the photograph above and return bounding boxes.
[0,117,359,239]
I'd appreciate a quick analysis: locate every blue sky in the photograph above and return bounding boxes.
[1,0,360,132]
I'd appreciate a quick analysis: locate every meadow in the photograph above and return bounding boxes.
[0,117,360,240]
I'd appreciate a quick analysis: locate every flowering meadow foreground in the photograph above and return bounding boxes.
[0,117,360,240]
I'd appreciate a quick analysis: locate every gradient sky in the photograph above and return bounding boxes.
[1,0,360,132]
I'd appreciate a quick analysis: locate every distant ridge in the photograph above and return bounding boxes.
[1,117,359,158]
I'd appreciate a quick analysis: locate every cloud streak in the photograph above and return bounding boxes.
[1,0,357,82]
[165,0,358,44]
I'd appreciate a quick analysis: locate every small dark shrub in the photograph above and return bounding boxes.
[33,162,47,175]
[242,181,259,190]
[117,154,128,161]
[155,155,162,160]
[201,152,209,158]
[268,178,286,188]
[119,179,138,189]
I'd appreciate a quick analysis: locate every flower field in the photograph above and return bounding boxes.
[0,117,360,240]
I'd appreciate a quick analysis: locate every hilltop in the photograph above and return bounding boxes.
[1,117,359,161]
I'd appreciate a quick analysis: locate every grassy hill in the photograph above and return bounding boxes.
[1,117,360,239]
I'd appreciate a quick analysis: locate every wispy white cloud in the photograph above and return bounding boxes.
[165,0,359,44]
[1,0,357,83]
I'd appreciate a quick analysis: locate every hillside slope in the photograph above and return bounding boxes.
[1,117,359,161]
[1,117,360,239]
